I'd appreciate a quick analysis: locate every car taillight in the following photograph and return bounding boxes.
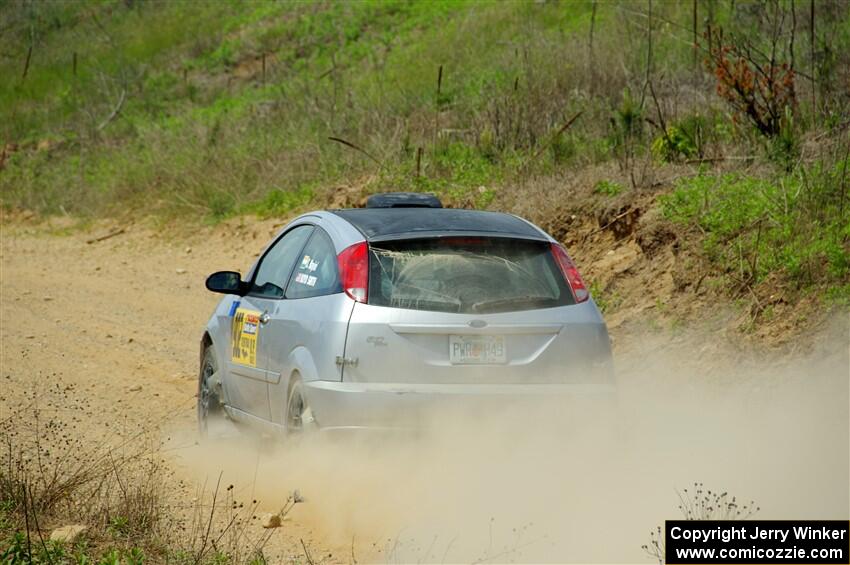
[550,242,589,303]
[338,241,369,303]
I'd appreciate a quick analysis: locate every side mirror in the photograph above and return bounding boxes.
[205,271,245,295]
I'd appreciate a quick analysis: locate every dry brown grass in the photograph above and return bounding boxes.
[0,405,297,564]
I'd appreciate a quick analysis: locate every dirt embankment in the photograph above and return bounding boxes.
[492,166,841,352]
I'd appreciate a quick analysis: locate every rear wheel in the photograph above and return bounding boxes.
[198,346,227,438]
[285,377,316,436]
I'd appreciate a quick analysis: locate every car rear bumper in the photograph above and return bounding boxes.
[304,380,617,431]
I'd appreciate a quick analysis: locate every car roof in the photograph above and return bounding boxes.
[329,207,548,242]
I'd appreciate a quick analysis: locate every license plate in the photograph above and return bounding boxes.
[449,335,506,364]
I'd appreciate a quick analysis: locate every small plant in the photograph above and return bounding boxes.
[609,88,650,188]
[611,89,644,143]
[651,115,705,162]
[548,132,576,165]
[675,483,760,520]
[588,280,620,313]
[205,191,237,221]
[767,106,800,170]
[643,483,760,564]
[0,532,69,564]
[107,515,130,537]
[593,179,624,197]
[1,532,32,563]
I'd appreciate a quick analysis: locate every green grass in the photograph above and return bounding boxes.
[661,161,850,287]
[0,0,706,218]
[1,530,148,565]
[593,179,624,197]
[241,183,315,219]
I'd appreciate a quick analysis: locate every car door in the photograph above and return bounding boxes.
[266,226,353,425]
[225,224,314,421]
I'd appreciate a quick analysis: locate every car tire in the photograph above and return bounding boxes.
[285,376,316,436]
[198,346,229,438]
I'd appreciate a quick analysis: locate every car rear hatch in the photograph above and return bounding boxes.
[340,236,612,385]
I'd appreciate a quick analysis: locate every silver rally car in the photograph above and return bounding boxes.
[199,192,614,435]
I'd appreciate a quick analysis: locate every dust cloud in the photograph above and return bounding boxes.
[170,319,849,563]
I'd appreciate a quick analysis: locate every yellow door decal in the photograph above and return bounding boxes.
[231,308,261,367]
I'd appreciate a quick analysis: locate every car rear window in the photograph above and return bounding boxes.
[368,237,575,314]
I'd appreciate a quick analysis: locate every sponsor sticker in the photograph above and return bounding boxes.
[230,307,261,367]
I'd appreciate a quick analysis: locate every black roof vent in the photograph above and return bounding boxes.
[366,192,442,209]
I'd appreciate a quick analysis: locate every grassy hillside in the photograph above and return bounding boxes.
[1,0,849,302]
[2,0,625,214]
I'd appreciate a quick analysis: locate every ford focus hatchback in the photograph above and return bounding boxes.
[199,193,614,435]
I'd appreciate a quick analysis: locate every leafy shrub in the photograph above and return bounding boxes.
[704,25,796,138]
[593,180,624,197]
[652,115,706,162]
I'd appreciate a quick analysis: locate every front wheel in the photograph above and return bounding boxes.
[198,346,228,438]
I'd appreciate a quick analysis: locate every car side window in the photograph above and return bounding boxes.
[250,225,314,298]
[285,228,341,299]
